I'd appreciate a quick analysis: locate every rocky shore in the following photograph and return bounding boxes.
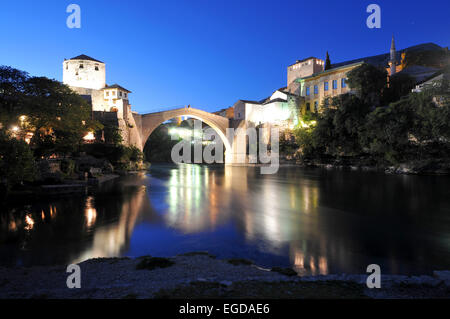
[0,254,448,299]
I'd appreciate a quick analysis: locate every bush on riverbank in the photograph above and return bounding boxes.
[82,143,145,172]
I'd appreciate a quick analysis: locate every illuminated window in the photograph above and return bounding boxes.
[314,85,318,94]
[341,78,347,88]
[332,80,338,89]
[306,87,310,96]
[324,82,329,91]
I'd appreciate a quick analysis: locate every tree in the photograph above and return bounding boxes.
[324,51,331,71]
[103,124,123,145]
[346,63,387,107]
[384,72,416,104]
[314,94,370,156]
[361,101,414,164]
[0,130,36,191]
[0,66,28,127]
[23,76,102,157]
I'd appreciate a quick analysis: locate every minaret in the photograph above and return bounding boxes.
[389,34,397,76]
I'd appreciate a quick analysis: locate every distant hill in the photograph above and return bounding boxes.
[332,42,448,69]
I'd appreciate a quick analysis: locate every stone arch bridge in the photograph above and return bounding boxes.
[132,107,247,164]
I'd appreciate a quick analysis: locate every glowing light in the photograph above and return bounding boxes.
[19,115,27,122]
[25,214,35,230]
[85,208,97,228]
[83,132,95,141]
[85,197,97,228]
[11,126,19,132]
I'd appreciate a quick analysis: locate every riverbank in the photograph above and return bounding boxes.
[0,254,448,299]
[279,157,450,175]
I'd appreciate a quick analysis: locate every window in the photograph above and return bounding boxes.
[66,63,68,70]
[112,91,116,96]
[332,80,338,89]
[238,113,241,118]
[124,93,127,98]
[341,78,347,88]
[75,71,78,76]
[314,85,318,94]
[79,64,84,69]
[314,101,318,112]
[106,92,109,96]
[324,82,329,91]
[119,92,122,97]
[306,103,311,112]
[306,87,310,96]
[95,65,99,71]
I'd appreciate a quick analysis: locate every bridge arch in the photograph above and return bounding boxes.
[137,107,233,163]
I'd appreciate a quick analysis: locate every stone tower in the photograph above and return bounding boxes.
[63,54,106,90]
[389,35,397,76]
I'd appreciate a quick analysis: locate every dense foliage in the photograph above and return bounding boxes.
[0,66,102,157]
[293,67,450,166]
[0,131,36,191]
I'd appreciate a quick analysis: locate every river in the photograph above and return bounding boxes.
[1,164,449,276]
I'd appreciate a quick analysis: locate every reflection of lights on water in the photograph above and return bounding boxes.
[319,256,328,275]
[49,205,57,218]
[9,220,17,232]
[85,208,97,228]
[85,197,97,228]
[309,256,316,274]
[294,251,304,268]
[25,214,35,230]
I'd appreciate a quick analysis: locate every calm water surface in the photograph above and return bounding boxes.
[1,164,450,275]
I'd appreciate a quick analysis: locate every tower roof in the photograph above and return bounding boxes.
[391,34,396,51]
[102,84,131,93]
[68,54,104,63]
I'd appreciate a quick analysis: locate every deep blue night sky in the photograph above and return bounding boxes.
[1,0,449,113]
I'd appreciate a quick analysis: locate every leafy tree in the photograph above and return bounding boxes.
[103,124,123,145]
[0,66,28,126]
[346,63,387,107]
[23,76,102,157]
[361,101,414,164]
[324,51,331,71]
[314,94,370,156]
[0,130,36,191]
[383,72,416,104]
